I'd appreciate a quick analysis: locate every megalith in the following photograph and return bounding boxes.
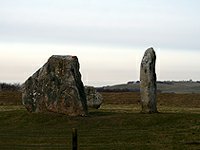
[140,48,158,113]
[22,55,88,116]
[85,86,103,109]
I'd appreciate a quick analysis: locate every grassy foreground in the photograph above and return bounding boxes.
[0,106,199,150]
[0,91,199,149]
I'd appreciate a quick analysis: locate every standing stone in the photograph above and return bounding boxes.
[85,86,103,109]
[140,48,158,113]
[22,55,88,116]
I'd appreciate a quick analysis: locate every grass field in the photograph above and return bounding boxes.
[0,91,21,106]
[0,91,199,149]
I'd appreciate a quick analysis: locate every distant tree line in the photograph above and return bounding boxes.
[0,83,21,91]
[127,80,200,85]
[96,88,163,93]
[96,88,140,93]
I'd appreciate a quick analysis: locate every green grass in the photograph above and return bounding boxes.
[0,105,199,150]
[0,91,199,149]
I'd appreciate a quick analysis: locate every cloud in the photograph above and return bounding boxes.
[1,0,200,49]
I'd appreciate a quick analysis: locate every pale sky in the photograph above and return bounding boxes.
[0,0,200,86]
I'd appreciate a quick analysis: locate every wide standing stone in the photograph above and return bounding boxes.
[22,55,88,116]
[140,48,158,113]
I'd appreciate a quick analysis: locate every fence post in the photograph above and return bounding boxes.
[72,128,78,150]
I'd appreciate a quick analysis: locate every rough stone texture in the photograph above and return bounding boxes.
[140,48,158,113]
[22,55,88,116]
[85,86,103,109]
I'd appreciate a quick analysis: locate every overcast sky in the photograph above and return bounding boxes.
[0,0,200,86]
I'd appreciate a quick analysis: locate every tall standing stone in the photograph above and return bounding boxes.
[140,48,158,113]
[22,55,88,116]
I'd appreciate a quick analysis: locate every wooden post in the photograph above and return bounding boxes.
[72,128,78,150]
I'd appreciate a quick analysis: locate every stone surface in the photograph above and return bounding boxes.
[85,86,103,109]
[22,55,88,116]
[140,48,158,113]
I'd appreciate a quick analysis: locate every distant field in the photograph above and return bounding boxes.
[101,92,200,108]
[101,81,200,93]
[1,91,200,108]
[0,91,199,149]
[0,91,22,105]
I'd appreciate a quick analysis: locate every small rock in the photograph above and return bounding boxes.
[85,86,103,109]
